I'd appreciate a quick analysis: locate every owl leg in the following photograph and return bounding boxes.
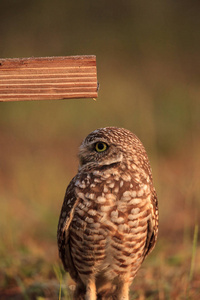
[114,280,129,300]
[85,278,96,300]
[73,280,86,300]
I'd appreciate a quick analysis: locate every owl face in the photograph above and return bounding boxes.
[78,127,141,170]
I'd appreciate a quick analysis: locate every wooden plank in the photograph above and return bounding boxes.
[0,55,98,101]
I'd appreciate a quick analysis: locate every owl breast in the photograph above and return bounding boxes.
[69,162,153,285]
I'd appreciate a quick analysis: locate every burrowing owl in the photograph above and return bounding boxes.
[57,127,158,300]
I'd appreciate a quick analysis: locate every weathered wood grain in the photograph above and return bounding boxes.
[0,56,98,101]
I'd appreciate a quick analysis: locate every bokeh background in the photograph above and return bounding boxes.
[0,1,200,299]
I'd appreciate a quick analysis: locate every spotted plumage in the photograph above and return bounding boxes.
[57,127,158,300]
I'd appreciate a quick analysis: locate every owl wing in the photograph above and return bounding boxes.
[143,188,158,258]
[57,176,80,281]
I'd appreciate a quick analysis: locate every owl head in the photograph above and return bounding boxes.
[78,127,146,171]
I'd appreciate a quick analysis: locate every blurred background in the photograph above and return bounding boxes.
[0,1,199,299]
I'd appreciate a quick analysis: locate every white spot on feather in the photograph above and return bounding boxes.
[88,209,97,216]
[122,174,131,182]
[137,189,144,197]
[103,185,109,193]
[100,205,111,212]
[109,182,115,189]
[129,198,141,205]
[131,207,140,214]
[120,181,124,188]
[96,196,106,204]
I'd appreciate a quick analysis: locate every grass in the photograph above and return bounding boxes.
[187,224,199,299]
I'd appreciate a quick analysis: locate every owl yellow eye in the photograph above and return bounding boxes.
[95,142,108,152]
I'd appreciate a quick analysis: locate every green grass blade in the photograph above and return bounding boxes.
[189,224,199,282]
